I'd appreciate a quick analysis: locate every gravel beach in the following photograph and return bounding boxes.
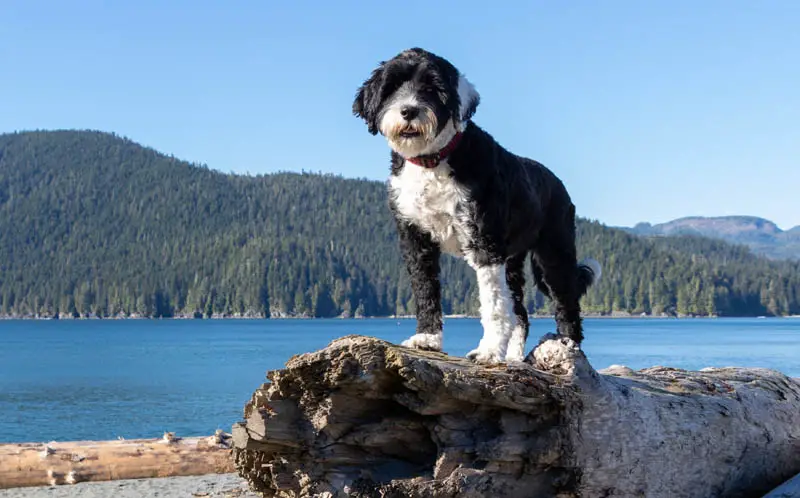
[0,473,259,498]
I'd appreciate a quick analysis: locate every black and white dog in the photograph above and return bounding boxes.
[353,48,601,363]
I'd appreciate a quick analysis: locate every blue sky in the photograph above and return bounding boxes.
[3,1,799,229]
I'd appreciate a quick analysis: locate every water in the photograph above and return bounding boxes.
[0,317,798,443]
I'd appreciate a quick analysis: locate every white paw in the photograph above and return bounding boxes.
[504,344,525,362]
[505,325,527,362]
[466,345,505,364]
[401,333,442,351]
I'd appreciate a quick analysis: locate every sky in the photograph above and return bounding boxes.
[2,1,799,229]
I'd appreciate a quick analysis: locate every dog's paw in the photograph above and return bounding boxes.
[505,326,527,362]
[504,345,525,362]
[466,346,505,364]
[401,333,442,351]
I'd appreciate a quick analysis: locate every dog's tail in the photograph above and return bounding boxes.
[532,258,602,299]
[577,258,602,296]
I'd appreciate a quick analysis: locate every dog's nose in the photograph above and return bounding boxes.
[400,105,419,120]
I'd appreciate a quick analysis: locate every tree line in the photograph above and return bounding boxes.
[1,130,799,319]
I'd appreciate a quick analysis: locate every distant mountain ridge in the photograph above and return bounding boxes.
[622,216,800,261]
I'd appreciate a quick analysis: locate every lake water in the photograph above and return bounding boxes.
[0,317,798,443]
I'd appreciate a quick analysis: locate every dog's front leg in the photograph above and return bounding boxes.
[464,251,516,364]
[395,220,443,351]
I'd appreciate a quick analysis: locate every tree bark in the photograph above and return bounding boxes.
[232,334,800,498]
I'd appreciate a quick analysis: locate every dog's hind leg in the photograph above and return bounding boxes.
[531,258,551,299]
[395,220,444,351]
[505,253,529,362]
[533,205,589,344]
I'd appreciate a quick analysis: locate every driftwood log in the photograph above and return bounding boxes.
[232,334,800,498]
[0,432,234,489]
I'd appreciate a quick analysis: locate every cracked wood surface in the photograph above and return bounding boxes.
[232,334,800,498]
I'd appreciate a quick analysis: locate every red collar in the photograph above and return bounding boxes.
[406,132,463,168]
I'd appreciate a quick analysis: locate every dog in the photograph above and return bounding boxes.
[353,48,601,363]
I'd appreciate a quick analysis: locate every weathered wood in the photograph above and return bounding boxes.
[0,432,234,489]
[232,334,800,497]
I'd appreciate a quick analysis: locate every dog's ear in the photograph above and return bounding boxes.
[457,74,480,122]
[352,63,386,135]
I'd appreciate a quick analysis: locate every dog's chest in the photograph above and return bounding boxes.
[389,162,467,255]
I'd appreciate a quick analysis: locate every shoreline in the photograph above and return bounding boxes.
[0,473,257,498]
[2,314,796,321]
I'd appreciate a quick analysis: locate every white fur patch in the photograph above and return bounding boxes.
[401,332,443,351]
[389,160,467,256]
[465,263,516,363]
[505,324,527,362]
[457,74,479,123]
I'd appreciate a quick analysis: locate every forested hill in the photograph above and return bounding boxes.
[1,130,799,319]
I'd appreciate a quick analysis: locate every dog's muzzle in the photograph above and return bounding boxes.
[399,105,420,121]
[381,103,437,142]
[398,125,422,139]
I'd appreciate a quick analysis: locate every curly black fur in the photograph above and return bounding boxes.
[354,48,600,355]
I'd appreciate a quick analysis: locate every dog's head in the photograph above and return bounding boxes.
[352,48,480,158]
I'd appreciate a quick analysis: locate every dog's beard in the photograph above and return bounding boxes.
[379,106,438,158]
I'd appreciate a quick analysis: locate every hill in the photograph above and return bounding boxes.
[1,130,799,318]
[623,216,800,261]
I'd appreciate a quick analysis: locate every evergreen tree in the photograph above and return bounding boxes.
[0,130,799,319]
